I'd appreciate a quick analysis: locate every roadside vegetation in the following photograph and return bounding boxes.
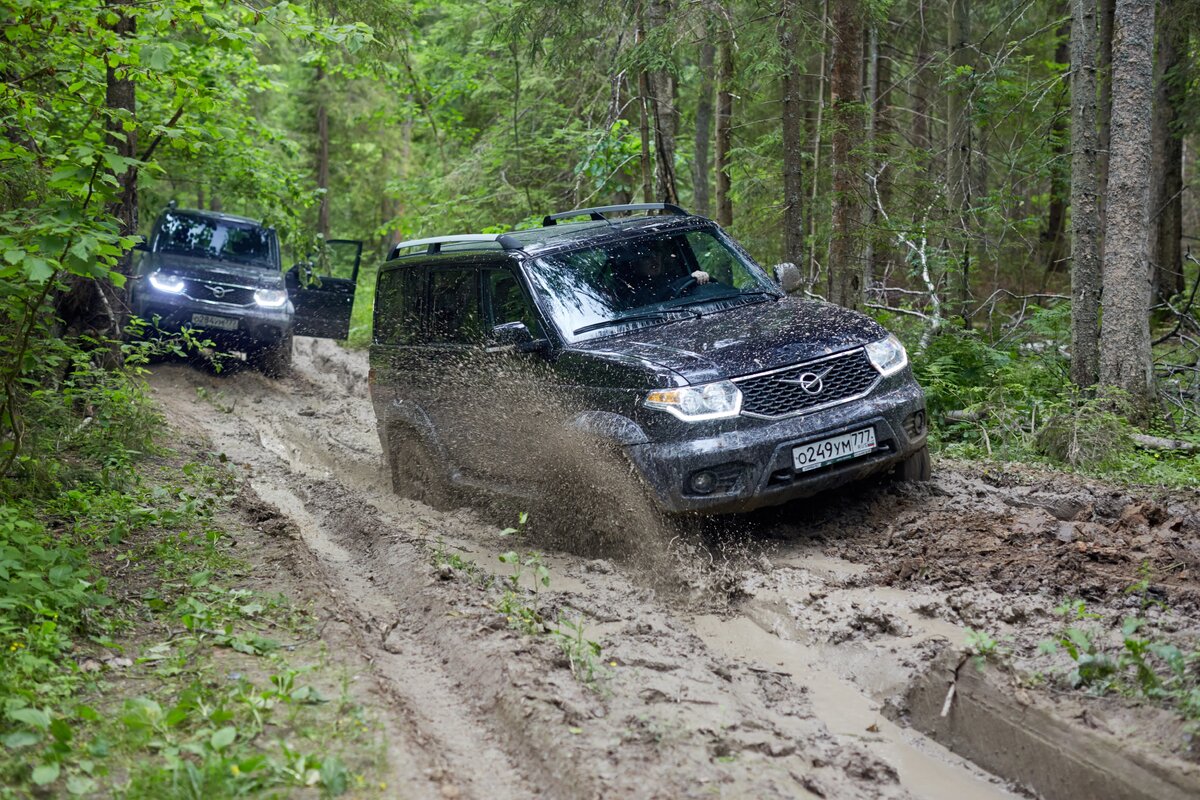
[0,342,385,798]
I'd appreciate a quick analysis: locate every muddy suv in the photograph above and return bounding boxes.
[131,206,362,374]
[369,203,928,514]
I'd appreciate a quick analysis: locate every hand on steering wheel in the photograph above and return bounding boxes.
[668,275,699,299]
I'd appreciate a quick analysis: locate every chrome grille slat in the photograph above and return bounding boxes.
[182,279,256,306]
[733,349,880,419]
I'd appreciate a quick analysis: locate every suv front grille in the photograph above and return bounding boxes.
[734,348,880,419]
[182,280,256,306]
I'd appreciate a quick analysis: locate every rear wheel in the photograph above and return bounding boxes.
[252,334,293,378]
[895,444,932,482]
[388,427,451,510]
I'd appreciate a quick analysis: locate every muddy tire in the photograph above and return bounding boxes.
[388,428,451,510]
[252,334,293,378]
[896,444,932,482]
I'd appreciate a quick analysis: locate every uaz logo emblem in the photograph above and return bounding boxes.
[205,285,229,299]
[779,366,832,395]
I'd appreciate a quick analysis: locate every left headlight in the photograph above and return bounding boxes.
[645,380,742,422]
[865,333,908,377]
[148,270,185,294]
[254,288,288,308]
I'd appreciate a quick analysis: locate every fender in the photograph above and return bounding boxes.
[566,410,650,446]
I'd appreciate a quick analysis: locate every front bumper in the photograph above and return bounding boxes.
[626,377,926,514]
[131,287,292,351]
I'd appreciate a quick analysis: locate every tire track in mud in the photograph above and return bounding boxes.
[147,339,1030,800]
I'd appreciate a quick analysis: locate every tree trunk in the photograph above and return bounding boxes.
[808,0,829,283]
[780,0,805,267]
[911,2,932,153]
[1099,0,1155,414]
[636,17,654,204]
[1042,13,1071,275]
[693,34,715,217]
[60,0,136,339]
[714,18,734,228]
[827,0,864,310]
[315,66,330,239]
[1151,0,1185,301]
[1070,0,1101,388]
[647,0,679,204]
[947,0,973,326]
[1097,0,1115,233]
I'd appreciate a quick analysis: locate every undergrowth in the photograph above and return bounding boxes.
[0,338,385,797]
[877,304,1200,488]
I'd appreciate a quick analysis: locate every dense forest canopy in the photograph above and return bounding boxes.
[3,0,1200,464]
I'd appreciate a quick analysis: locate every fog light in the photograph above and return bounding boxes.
[689,470,718,495]
[904,410,927,437]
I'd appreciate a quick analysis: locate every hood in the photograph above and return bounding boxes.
[574,296,889,385]
[142,252,283,288]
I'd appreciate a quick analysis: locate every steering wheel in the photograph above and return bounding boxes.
[667,275,699,299]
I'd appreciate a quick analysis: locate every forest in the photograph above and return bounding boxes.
[2,0,1200,797]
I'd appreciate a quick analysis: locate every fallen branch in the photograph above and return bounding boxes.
[1130,433,1200,452]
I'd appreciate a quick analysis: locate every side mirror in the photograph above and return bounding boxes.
[773,262,804,294]
[490,322,549,353]
[132,241,149,252]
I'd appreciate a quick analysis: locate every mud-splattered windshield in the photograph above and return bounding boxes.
[524,228,779,342]
[155,211,276,269]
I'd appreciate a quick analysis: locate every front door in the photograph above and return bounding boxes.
[287,239,362,338]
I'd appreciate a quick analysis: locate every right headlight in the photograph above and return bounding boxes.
[865,333,908,377]
[148,270,185,294]
[645,380,742,422]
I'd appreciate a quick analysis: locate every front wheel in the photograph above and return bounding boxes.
[388,427,452,510]
[895,444,932,482]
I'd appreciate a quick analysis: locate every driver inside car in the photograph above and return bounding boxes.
[617,249,710,306]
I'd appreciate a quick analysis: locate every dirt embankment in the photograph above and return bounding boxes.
[148,338,1200,800]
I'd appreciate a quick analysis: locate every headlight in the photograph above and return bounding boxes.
[865,333,908,377]
[645,380,742,422]
[254,288,288,308]
[148,271,185,294]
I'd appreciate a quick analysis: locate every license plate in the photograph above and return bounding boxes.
[191,313,238,331]
[793,428,876,472]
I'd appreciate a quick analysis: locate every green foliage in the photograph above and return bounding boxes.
[885,304,1200,488]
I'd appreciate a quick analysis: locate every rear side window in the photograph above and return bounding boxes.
[373,266,423,345]
[429,268,484,343]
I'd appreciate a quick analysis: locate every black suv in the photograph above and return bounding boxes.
[369,203,928,515]
[131,206,362,373]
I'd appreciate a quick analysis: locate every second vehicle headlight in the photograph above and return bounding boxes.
[254,288,288,308]
[148,270,185,294]
[645,380,742,422]
[865,333,908,376]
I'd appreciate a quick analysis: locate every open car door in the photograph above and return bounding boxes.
[287,239,362,339]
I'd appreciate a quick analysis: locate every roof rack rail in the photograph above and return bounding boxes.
[542,202,689,227]
[388,233,521,261]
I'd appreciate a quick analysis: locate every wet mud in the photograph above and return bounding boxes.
[146,337,1199,799]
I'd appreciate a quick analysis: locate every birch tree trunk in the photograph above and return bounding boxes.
[827,0,864,310]
[1099,0,1155,414]
[780,0,805,267]
[1070,0,1101,388]
[315,65,331,239]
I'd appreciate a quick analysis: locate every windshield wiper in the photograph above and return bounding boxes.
[573,309,698,336]
[670,290,779,310]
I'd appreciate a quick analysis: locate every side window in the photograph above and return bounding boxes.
[373,266,423,345]
[429,268,483,343]
[483,269,543,338]
[685,231,756,289]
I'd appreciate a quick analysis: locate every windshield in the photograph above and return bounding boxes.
[524,227,779,342]
[155,211,276,269]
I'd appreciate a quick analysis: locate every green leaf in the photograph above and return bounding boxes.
[10,708,51,730]
[3,249,23,265]
[2,731,41,748]
[210,726,237,751]
[49,718,72,743]
[66,775,96,795]
[23,257,53,282]
[32,763,60,785]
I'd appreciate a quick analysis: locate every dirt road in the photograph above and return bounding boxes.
[147,338,1200,799]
